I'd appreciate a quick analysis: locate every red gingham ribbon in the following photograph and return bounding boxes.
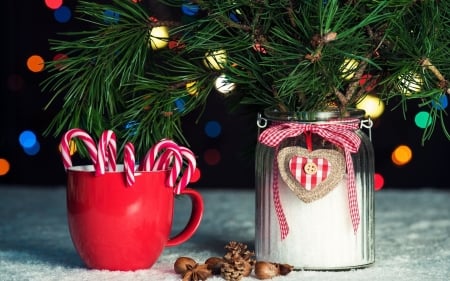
[258,119,362,239]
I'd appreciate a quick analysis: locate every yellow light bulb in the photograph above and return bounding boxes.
[340,58,359,80]
[203,49,227,70]
[186,81,199,96]
[356,94,385,119]
[149,26,169,50]
[397,71,423,96]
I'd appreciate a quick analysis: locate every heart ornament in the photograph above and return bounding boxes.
[277,146,346,203]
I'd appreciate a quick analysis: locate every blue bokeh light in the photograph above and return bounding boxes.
[204,120,222,138]
[19,130,37,149]
[54,6,72,23]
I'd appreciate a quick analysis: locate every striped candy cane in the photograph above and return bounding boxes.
[96,130,117,175]
[174,146,196,194]
[60,128,98,170]
[140,139,196,194]
[123,142,136,186]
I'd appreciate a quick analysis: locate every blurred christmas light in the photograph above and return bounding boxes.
[0,158,10,176]
[45,0,63,10]
[104,9,120,24]
[203,148,221,165]
[54,6,72,23]
[391,145,413,166]
[190,168,201,183]
[149,26,169,50]
[374,173,384,191]
[181,3,200,16]
[340,58,359,80]
[186,81,199,96]
[175,98,186,111]
[215,73,236,95]
[356,94,385,119]
[432,94,448,110]
[27,55,45,73]
[397,71,423,95]
[205,120,221,138]
[414,111,432,129]
[52,53,69,70]
[203,49,227,70]
[23,141,41,156]
[19,130,37,148]
[7,74,25,92]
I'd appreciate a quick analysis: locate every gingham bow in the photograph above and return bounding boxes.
[258,119,362,239]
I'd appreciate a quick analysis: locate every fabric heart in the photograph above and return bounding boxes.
[288,156,330,190]
[277,147,345,203]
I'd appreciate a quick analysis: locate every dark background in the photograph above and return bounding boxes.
[1,0,449,189]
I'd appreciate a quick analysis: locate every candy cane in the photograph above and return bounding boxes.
[96,130,117,175]
[60,128,98,170]
[139,139,182,171]
[140,139,196,194]
[140,139,183,188]
[123,142,136,186]
[174,146,197,194]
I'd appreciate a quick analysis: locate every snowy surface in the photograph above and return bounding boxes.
[0,185,449,281]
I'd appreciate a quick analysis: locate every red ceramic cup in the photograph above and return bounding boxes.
[66,165,204,271]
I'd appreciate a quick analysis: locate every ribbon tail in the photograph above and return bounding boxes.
[345,150,360,234]
[273,157,289,239]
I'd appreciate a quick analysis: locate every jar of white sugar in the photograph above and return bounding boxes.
[255,108,375,270]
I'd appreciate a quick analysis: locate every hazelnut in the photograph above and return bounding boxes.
[174,256,197,274]
[254,261,280,280]
[204,256,224,275]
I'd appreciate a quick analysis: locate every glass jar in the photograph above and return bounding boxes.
[255,108,375,270]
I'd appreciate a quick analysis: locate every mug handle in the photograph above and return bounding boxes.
[166,188,204,247]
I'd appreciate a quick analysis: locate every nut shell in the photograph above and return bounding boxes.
[174,256,197,274]
[254,261,280,280]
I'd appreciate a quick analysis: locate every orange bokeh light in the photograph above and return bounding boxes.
[391,145,413,166]
[27,55,45,73]
[0,158,11,176]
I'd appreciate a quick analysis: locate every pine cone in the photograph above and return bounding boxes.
[220,257,247,281]
[222,241,256,279]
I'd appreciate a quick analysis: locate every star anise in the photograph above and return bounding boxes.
[182,263,212,281]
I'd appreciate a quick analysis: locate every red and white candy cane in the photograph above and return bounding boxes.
[174,146,196,194]
[60,128,98,170]
[140,139,196,194]
[96,130,117,175]
[123,142,136,187]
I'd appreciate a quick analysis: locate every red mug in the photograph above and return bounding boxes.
[66,165,204,271]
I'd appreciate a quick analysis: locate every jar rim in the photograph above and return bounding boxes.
[263,107,365,121]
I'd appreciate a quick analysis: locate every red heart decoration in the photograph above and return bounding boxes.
[289,156,330,190]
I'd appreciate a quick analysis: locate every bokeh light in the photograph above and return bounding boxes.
[432,94,448,110]
[45,0,63,10]
[374,173,384,191]
[23,141,41,156]
[204,120,222,138]
[414,111,432,129]
[190,168,201,183]
[53,53,69,70]
[356,94,385,119]
[0,158,10,176]
[19,130,37,148]
[54,6,72,23]
[104,9,120,24]
[7,74,25,92]
[391,145,413,166]
[203,148,221,165]
[181,3,200,16]
[27,55,45,73]
[175,98,186,112]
